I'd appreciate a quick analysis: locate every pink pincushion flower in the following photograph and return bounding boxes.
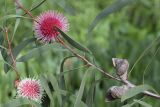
[34,10,69,42]
[17,78,43,103]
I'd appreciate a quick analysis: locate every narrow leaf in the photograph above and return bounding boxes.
[133,99,152,107]
[59,56,76,107]
[23,0,47,15]
[40,75,54,105]
[17,43,67,62]
[74,68,91,107]
[56,27,90,53]
[48,73,62,106]
[3,38,36,73]
[86,70,95,107]
[13,38,36,57]
[59,56,75,89]
[52,0,76,15]
[121,85,153,102]
[1,15,32,21]
[88,0,136,33]
[59,89,88,107]
[12,0,23,41]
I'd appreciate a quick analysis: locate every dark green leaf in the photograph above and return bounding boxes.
[56,27,91,53]
[17,43,67,62]
[88,0,136,33]
[133,99,152,107]
[121,85,153,102]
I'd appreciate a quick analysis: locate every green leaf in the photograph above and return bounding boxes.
[51,0,76,15]
[56,27,90,53]
[59,90,88,107]
[88,0,136,33]
[59,56,76,107]
[17,43,67,62]
[86,70,95,107]
[59,56,76,89]
[24,0,47,15]
[40,75,54,106]
[74,68,91,107]
[12,0,23,41]
[121,85,153,102]
[48,73,62,106]
[133,99,152,107]
[1,15,32,21]
[1,98,41,107]
[3,38,36,73]
[13,38,36,57]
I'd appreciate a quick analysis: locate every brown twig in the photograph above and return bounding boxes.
[14,0,34,18]
[14,0,39,23]
[57,37,160,100]
[57,38,121,81]
[4,27,20,79]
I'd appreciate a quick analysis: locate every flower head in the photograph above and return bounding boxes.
[34,10,69,42]
[17,78,43,103]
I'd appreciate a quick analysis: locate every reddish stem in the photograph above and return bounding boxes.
[4,27,20,79]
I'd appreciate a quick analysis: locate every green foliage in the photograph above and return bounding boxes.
[0,0,160,107]
[121,85,154,102]
[1,98,41,107]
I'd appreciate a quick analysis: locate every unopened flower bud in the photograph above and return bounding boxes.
[14,79,20,88]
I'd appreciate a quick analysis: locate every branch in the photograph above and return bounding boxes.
[4,27,20,79]
[57,38,160,100]
[57,38,121,81]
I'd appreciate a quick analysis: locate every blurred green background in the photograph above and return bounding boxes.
[0,0,160,107]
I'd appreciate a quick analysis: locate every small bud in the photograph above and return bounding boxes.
[14,79,20,88]
[112,58,129,80]
[105,85,129,102]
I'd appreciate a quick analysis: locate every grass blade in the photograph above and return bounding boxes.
[88,0,136,33]
[48,73,62,106]
[74,68,91,107]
